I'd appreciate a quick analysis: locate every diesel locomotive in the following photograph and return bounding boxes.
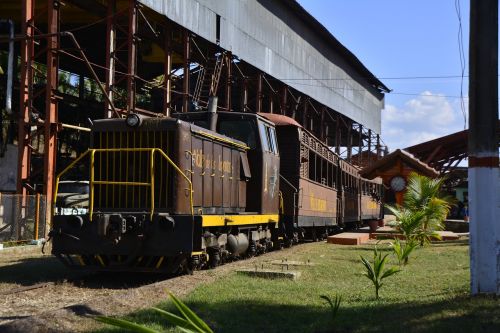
[51,108,383,273]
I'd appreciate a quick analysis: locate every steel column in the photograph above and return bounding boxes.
[347,120,352,161]
[182,29,190,113]
[256,73,263,113]
[320,107,326,142]
[302,98,308,130]
[225,52,232,111]
[358,124,363,166]
[280,84,287,115]
[163,26,172,116]
[376,134,381,158]
[126,0,137,114]
[335,114,340,154]
[43,0,60,228]
[17,0,34,196]
[242,77,248,112]
[368,129,372,166]
[104,0,116,118]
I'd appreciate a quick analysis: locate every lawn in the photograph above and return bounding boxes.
[95,240,500,333]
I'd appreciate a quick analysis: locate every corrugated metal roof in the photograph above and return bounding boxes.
[282,0,389,93]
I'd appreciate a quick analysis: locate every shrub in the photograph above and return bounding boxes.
[320,294,342,323]
[386,172,454,246]
[360,246,401,299]
[390,238,418,266]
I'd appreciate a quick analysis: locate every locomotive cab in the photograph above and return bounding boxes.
[175,111,280,215]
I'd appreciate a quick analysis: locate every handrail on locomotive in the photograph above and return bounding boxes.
[53,148,195,221]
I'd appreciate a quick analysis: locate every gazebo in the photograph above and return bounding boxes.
[360,149,439,206]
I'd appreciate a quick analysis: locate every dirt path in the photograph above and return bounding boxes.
[0,244,312,333]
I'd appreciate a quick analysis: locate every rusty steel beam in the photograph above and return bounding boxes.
[320,107,326,142]
[347,120,352,161]
[43,0,60,228]
[17,0,34,196]
[182,29,190,112]
[126,0,138,114]
[335,114,341,155]
[358,124,363,166]
[225,52,232,111]
[104,0,116,118]
[163,25,172,116]
[376,134,381,158]
[368,128,372,166]
[256,73,263,113]
[242,77,248,112]
[302,97,308,130]
[280,84,287,115]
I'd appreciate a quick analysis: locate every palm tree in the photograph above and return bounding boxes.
[404,172,454,240]
[387,172,454,246]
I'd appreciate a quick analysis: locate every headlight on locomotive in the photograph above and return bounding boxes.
[125,113,143,127]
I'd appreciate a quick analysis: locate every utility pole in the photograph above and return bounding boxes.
[468,0,499,295]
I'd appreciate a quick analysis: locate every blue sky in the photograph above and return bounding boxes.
[297,0,471,150]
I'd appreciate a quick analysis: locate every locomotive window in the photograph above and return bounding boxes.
[266,127,275,153]
[258,122,278,154]
[258,122,271,152]
[268,127,279,154]
[218,119,257,149]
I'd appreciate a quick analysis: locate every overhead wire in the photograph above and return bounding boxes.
[455,0,468,129]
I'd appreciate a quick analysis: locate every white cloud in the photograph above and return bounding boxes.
[382,91,468,150]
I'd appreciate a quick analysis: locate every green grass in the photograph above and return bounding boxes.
[94,240,500,333]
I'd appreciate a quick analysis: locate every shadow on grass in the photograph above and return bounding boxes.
[0,256,169,289]
[93,294,500,333]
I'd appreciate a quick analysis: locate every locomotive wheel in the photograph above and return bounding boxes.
[311,229,319,242]
[208,248,221,268]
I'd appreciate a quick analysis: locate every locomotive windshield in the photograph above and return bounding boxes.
[217,119,258,149]
[174,111,278,152]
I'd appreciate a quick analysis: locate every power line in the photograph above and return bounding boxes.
[455,0,468,130]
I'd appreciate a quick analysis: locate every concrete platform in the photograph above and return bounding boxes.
[237,269,301,280]
[270,260,314,267]
[435,231,461,241]
[327,232,370,245]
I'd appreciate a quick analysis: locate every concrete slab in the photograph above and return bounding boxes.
[369,233,405,240]
[327,233,370,245]
[270,260,314,267]
[435,231,461,241]
[237,269,301,280]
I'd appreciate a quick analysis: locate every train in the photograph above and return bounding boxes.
[50,107,383,273]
